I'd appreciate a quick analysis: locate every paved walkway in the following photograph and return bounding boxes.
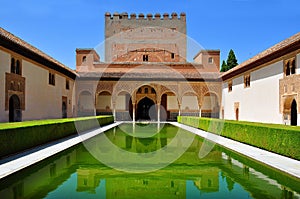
[171,122,300,179]
[0,122,121,179]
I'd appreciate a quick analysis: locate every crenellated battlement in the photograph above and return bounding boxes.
[105,11,187,62]
[105,12,186,21]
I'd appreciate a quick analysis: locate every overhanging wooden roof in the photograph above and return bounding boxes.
[221,32,300,80]
[0,27,77,79]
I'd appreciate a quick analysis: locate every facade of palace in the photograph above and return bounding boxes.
[75,12,222,121]
[221,33,300,126]
[0,12,299,126]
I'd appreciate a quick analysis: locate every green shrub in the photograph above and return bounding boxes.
[178,116,300,160]
[0,116,114,158]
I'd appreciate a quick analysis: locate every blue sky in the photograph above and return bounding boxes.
[1,0,299,69]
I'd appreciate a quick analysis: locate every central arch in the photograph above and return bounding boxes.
[291,99,297,126]
[137,97,155,120]
[9,95,22,122]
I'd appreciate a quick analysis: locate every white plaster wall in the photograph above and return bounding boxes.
[222,61,283,124]
[22,60,74,120]
[167,96,178,110]
[0,50,10,122]
[96,95,111,109]
[181,96,198,110]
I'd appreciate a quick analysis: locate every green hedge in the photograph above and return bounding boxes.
[178,116,300,160]
[0,116,114,158]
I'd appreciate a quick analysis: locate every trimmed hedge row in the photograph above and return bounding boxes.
[178,116,300,160]
[0,116,114,159]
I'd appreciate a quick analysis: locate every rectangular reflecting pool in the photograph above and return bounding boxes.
[0,123,300,198]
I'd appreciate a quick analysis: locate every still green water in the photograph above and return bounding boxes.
[0,123,299,198]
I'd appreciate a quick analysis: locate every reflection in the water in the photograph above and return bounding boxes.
[0,123,299,199]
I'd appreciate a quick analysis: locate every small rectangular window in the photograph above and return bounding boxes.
[171,53,175,59]
[66,79,70,90]
[208,57,213,64]
[228,81,232,92]
[143,55,149,62]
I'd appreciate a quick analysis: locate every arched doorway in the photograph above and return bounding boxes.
[9,95,21,122]
[291,100,297,126]
[62,102,67,118]
[137,97,155,120]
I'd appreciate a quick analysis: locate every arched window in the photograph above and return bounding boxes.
[285,61,290,76]
[291,60,296,74]
[11,58,15,73]
[82,56,87,63]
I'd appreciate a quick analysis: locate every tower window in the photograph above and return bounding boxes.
[208,57,213,64]
[143,55,149,62]
[171,53,175,59]
[82,56,87,63]
[144,88,149,94]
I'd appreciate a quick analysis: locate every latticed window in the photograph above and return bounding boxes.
[49,72,55,86]
[11,57,22,75]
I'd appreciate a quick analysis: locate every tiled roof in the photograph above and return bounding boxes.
[0,27,77,78]
[221,32,300,79]
[78,63,221,80]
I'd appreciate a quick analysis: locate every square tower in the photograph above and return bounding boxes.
[104,12,187,63]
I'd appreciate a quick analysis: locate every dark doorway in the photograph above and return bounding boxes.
[9,95,21,122]
[137,97,155,120]
[62,102,67,118]
[235,108,239,121]
[291,99,297,126]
